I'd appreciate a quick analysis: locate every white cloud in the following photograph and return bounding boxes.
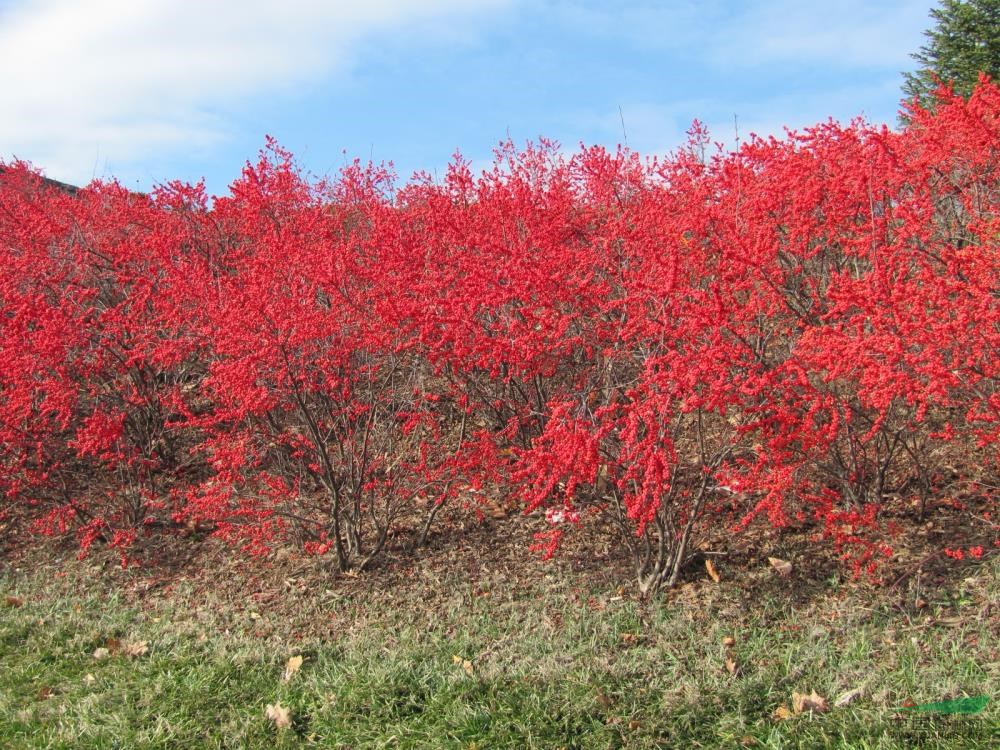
[691,76,910,155]
[706,0,929,69]
[574,99,710,154]
[543,0,928,70]
[580,75,909,171]
[0,0,508,184]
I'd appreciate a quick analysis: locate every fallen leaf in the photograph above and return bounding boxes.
[92,647,110,660]
[621,633,639,646]
[739,736,759,747]
[627,720,641,730]
[35,686,53,701]
[83,674,96,685]
[791,690,827,714]
[705,559,721,583]
[462,659,474,676]
[725,656,741,677]
[834,687,864,707]
[722,636,736,648]
[772,705,793,721]
[768,557,793,577]
[282,655,304,682]
[265,703,291,730]
[123,641,148,658]
[4,596,24,608]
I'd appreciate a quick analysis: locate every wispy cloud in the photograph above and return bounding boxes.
[0,0,509,184]
[573,99,710,154]
[579,75,909,169]
[708,0,929,69]
[545,1,927,160]
[534,1,928,69]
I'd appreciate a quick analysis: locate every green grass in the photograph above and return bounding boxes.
[1,553,997,749]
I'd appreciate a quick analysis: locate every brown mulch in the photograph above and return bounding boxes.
[1,489,995,642]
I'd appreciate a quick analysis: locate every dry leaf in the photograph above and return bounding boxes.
[705,559,721,583]
[4,595,24,608]
[488,502,508,520]
[283,655,304,682]
[452,654,474,675]
[83,673,96,685]
[92,647,110,660]
[35,686,53,701]
[791,690,827,714]
[722,636,736,648]
[621,633,639,646]
[123,641,149,658]
[772,705,793,721]
[739,736,758,747]
[265,703,292,730]
[768,557,793,577]
[725,656,741,677]
[834,687,864,707]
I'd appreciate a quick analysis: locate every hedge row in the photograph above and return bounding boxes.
[2,84,997,593]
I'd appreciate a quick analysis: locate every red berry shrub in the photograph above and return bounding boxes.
[164,147,486,569]
[0,167,202,563]
[0,84,996,588]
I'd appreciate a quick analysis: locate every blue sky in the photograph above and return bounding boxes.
[0,0,933,196]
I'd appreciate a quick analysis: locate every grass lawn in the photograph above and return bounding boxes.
[1,524,997,749]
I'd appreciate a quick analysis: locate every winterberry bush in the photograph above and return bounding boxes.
[1,83,996,589]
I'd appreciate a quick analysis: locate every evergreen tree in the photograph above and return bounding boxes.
[902,0,1000,105]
